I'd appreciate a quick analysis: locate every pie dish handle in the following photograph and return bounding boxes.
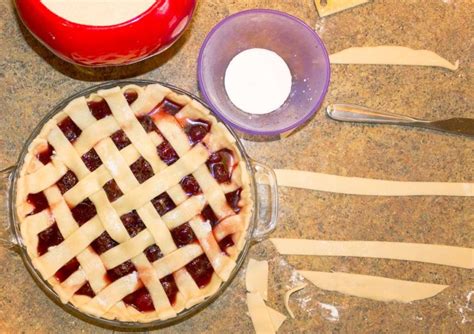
[250,160,279,241]
[0,165,18,250]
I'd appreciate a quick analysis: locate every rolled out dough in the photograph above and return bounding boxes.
[298,271,448,303]
[275,169,473,197]
[329,46,459,71]
[270,239,474,269]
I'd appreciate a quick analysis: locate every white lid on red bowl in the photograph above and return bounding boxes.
[41,0,155,26]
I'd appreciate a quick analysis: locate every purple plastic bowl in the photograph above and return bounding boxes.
[197,9,330,136]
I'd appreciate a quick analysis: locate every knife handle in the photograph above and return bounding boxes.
[326,104,420,124]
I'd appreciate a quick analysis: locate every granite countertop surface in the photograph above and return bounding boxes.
[1,0,473,333]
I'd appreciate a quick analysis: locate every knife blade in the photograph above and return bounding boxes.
[417,118,474,137]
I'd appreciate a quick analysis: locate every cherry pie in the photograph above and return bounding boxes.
[16,84,252,322]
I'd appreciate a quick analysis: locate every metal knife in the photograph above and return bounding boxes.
[326,104,474,138]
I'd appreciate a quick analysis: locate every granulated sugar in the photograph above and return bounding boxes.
[224,48,292,115]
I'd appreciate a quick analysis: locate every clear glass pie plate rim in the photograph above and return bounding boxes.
[1,79,278,331]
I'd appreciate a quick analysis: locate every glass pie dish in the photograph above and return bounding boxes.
[0,79,278,330]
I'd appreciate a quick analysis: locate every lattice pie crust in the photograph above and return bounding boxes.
[15,84,252,322]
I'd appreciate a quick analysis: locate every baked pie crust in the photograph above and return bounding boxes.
[15,84,252,322]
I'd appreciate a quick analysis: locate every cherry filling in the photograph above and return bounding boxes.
[185,119,211,145]
[110,129,131,150]
[81,148,103,172]
[151,192,176,216]
[103,179,123,202]
[201,205,219,227]
[36,144,55,165]
[157,140,179,166]
[225,188,242,213]
[56,171,78,194]
[26,192,49,215]
[170,223,197,248]
[107,260,136,282]
[153,98,183,116]
[137,115,159,133]
[185,254,214,288]
[206,149,235,183]
[144,244,163,263]
[58,117,82,143]
[55,258,80,283]
[88,99,112,120]
[37,223,64,256]
[91,232,118,255]
[180,175,201,196]
[130,157,154,184]
[76,282,95,298]
[123,287,155,312]
[160,275,178,305]
[124,91,138,105]
[218,235,235,253]
[71,198,97,226]
[120,210,146,237]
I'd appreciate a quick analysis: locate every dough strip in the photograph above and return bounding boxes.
[275,169,473,197]
[298,271,448,303]
[329,46,459,71]
[271,239,474,269]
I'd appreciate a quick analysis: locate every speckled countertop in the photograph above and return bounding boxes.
[1,0,473,333]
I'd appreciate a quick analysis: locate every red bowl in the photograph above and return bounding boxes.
[15,0,197,67]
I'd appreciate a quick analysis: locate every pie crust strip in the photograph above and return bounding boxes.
[246,292,275,334]
[99,87,166,173]
[314,0,370,17]
[329,46,459,71]
[33,217,105,279]
[275,169,473,197]
[245,258,286,332]
[189,217,236,281]
[84,272,141,316]
[245,258,269,300]
[284,284,307,319]
[25,160,67,194]
[298,271,448,303]
[270,239,474,269]
[266,306,286,332]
